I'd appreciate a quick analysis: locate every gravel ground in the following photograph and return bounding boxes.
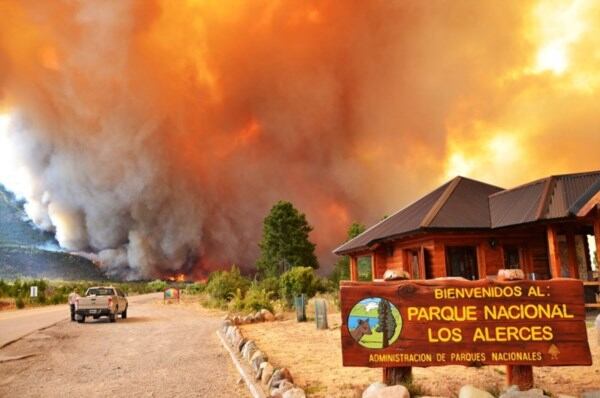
[0,298,250,397]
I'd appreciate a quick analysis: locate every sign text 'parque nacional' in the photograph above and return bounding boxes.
[340,279,592,368]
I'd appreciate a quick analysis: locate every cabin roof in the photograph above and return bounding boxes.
[490,171,600,228]
[334,176,503,255]
[334,170,600,255]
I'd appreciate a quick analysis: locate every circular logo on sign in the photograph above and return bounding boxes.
[348,297,402,349]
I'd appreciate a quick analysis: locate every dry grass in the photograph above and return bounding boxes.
[240,301,600,397]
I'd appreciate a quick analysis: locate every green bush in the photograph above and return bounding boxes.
[15,297,25,309]
[50,293,66,305]
[185,282,205,295]
[279,266,318,307]
[147,279,168,292]
[206,265,250,303]
[257,276,280,300]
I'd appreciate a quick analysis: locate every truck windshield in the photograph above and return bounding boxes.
[87,288,114,296]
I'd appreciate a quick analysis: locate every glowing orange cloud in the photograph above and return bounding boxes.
[0,0,599,278]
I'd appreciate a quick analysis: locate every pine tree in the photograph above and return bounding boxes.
[377,299,396,348]
[256,201,318,277]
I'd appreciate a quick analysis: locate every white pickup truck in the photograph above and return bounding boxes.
[75,286,128,323]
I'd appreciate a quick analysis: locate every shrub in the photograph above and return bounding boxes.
[185,282,206,295]
[279,266,318,307]
[244,286,274,312]
[206,265,250,303]
[257,277,280,300]
[50,293,66,305]
[15,297,25,309]
[147,279,168,292]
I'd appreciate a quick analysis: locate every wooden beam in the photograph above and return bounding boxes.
[371,254,376,281]
[565,229,579,279]
[547,225,562,278]
[350,256,358,281]
[418,246,425,280]
[477,244,486,280]
[576,191,600,217]
[594,219,600,269]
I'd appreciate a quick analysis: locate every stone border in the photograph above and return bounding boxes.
[216,330,266,398]
[220,317,306,398]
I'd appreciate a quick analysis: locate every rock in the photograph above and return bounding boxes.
[241,341,257,361]
[268,368,294,389]
[362,382,387,398]
[373,385,410,398]
[459,385,495,398]
[497,269,525,281]
[236,337,247,352]
[499,386,548,398]
[232,315,241,325]
[253,311,264,322]
[261,362,274,385]
[243,315,254,324]
[275,313,284,321]
[250,350,267,372]
[221,319,232,332]
[383,268,410,281]
[582,392,600,398]
[270,380,294,396]
[282,388,306,398]
[225,326,236,343]
[232,329,244,348]
[261,309,275,321]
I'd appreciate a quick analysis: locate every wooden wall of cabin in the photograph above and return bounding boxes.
[369,228,552,280]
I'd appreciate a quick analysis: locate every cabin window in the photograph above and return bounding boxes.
[446,246,479,280]
[503,246,520,269]
[357,256,372,281]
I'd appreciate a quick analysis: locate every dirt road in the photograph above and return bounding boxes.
[0,293,163,348]
[0,297,250,397]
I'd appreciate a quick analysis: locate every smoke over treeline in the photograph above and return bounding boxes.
[1,1,600,279]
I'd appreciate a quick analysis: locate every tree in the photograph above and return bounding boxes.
[256,201,318,277]
[330,222,366,285]
[377,299,396,348]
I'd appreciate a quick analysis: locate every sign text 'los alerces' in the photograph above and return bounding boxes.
[340,279,592,367]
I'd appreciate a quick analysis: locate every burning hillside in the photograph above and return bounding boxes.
[0,1,600,279]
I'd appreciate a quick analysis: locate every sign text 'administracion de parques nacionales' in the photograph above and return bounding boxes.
[340,279,592,367]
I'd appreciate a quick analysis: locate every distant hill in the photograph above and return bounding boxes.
[0,185,106,281]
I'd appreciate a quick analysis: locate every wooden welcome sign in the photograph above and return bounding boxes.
[340,279,592,368]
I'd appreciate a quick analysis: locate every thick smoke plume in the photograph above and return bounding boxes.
[1,1,600,279]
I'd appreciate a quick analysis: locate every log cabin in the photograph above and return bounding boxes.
[333,171,600,307]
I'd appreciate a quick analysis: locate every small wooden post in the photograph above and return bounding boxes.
[383,366,412,385]
[314,298,328,330]
[506,365,533,390]
[382,268,412,386]
[498,269,534,390]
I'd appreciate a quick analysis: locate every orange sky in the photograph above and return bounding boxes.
[0,0,599,277]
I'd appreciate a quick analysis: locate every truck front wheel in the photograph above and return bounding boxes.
[109,313,116,322]
[77,316,85,324]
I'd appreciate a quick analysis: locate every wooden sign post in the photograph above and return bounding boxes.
[340,278,591,390]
